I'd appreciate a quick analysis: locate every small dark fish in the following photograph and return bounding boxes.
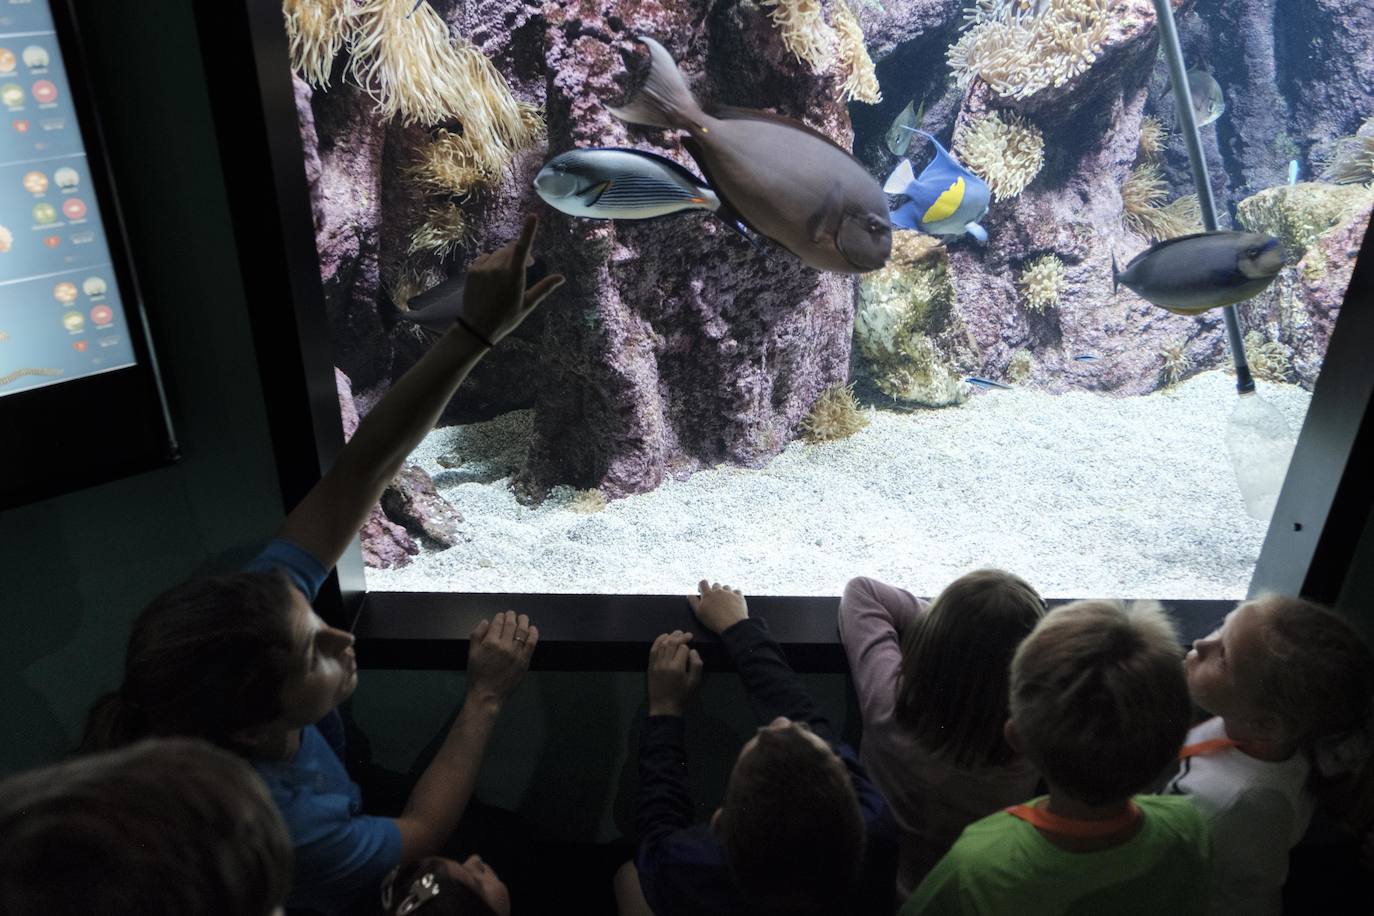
[382,262,552,335]
[534,148,719,220]
[884,129,990,243]
[610,36,892,273]
[1112,231,1283,315]
[1071,354,1101,362]
[407,0,427,17]
[965,376,1012,390]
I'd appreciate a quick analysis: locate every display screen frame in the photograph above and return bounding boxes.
[0,0,177,510]
[194,0,1374,669]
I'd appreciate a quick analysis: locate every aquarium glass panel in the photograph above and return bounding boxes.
[286,0,1372,598]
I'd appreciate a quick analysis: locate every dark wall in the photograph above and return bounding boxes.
[0,0,284,774]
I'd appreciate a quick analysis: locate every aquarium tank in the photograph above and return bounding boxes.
[279,0,1372,599]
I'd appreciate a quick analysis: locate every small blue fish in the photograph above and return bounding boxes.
[884,129,991,243]
[1287,159,1300,185]
[965,376,1012,390]
[1071,353,1101,362]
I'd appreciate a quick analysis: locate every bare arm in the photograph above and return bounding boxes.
[393,610,538,863]
[277,215,564,568]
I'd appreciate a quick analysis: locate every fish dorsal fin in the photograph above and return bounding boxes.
[574,146,712,190]
[905,128,970,184]
[883,158,916,194]
[705,103,865,164]
[1124,231,1229,269]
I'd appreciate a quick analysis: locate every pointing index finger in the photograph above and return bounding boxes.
[514,214,539,262]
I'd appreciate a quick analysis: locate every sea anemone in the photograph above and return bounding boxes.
[1007,348,1034,382]
[1243,330,1292,383]
[1137,115,1166,159]
[947,0,1111,102]
[347,0,542,177]
[1159,339,1190,386]
[801,383,870,443]
[1320,116,1374,185]
[832,0,881,104]
[407,130,487,197]
[409,201,469,259]
[283,0,351,88]
[956,112,1045,200]
[760,0,838,71]
[1018,254,1066,312]
[568,489,609,514]
[1121,163,1202,240]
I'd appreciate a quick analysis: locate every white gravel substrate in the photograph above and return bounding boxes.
[367,369,1311,600]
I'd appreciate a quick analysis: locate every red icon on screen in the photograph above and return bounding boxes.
[42,235,59,248]
[90,305,113,325]
[61,198,85,220]
[31,80,56,104]
[11,119,27,132]
[72,340,87,352]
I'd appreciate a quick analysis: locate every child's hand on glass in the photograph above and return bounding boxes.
[688,580,748,635]
[646,630,703,717]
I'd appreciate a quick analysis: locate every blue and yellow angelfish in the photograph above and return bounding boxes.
[883,129,991,244]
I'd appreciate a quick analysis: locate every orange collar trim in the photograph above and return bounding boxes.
[1178,736,1240,759]
[1006,800,1142,838]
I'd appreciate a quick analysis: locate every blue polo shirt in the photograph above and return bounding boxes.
[246,539,403,914]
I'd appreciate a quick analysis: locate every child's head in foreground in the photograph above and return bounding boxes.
[1009,599,1191,805]
[896,568,1045,768]
[713,717,865,915]
[1185,596,1374,801]
[0,737,291,916]
[81,569,358,755]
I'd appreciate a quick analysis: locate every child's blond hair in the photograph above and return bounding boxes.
[1249,595,1374,831]
[1010,599,1191,804]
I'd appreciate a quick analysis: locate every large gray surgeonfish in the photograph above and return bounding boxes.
[609,36,892,274]
[1112,231,1283,315]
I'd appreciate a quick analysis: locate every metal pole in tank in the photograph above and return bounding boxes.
[1151,0,1255,395]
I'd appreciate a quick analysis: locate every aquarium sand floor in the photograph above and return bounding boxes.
[367,370,1311,600]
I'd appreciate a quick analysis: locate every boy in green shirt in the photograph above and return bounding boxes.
[903,600,1211,915]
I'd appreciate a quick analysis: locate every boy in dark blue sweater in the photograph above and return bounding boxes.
[636,581,897,916]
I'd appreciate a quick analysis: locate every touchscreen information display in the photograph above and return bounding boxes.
[0,0,135,398]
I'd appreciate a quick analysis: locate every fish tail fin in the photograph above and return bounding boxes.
[608,37,706,131]
[1111,253,1120,294]
[883,158,916,194]
[966,223,988,244]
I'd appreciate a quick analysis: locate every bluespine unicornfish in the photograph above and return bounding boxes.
[610,36,892,274]
[883,129,991,244]
[534,148,720,220]
[965,376,1012,390]
[1112,231,1283,315]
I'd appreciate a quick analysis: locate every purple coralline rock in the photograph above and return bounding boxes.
[1238,197,1374,389]
[505,0,864,500]
[925,0,1228,394]
[339,367,420,567]
[382,465,465,547]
